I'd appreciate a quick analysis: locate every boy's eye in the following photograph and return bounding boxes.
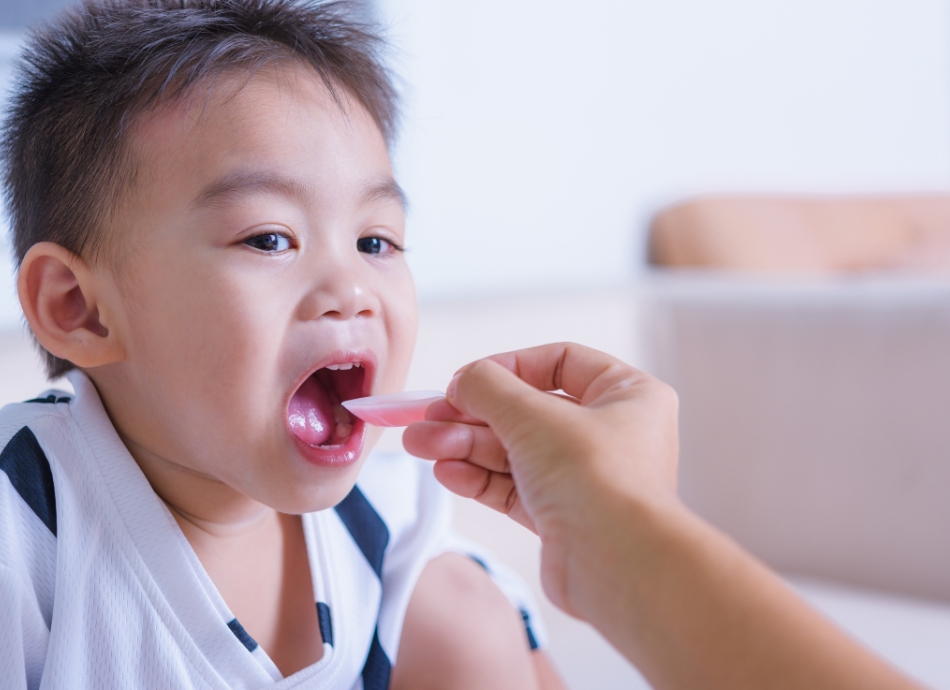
[244,232,291,252]
[357,236,394,255]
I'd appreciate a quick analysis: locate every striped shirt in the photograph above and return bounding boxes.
[0,371,544,690]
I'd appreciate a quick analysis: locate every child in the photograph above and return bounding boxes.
[0,1,561,687]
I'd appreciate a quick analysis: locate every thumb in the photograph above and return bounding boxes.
[447,359,559,442]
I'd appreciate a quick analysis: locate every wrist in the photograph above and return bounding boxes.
[547,486,691,626]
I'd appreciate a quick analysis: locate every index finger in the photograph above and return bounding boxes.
[453,342,645,405]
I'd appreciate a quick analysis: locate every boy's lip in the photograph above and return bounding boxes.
[285,349,377,469]
[291,426,366,469]
[290,349,377,391]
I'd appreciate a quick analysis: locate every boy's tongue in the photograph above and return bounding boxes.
[288,376,336,446]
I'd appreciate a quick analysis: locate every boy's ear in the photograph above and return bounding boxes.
[17,241,125,369]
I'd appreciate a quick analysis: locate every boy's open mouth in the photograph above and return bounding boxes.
[288,363,365,447]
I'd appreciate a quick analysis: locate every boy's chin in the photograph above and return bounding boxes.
[259,443,378,514]
[258,474,361,514]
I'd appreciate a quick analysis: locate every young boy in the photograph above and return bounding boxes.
[0,1,562,687]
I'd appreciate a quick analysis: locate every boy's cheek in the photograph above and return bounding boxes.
[387,295,419,383]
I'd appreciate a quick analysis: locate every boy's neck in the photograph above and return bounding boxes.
[119,429,277,537]
[163,497,275,539]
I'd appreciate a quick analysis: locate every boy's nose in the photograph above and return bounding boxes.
[295,262,379,322]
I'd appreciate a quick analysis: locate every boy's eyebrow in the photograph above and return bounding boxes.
[360,178,408,211]
[361,177,409,210]
[193,171,407,210]
[193,170,311,208]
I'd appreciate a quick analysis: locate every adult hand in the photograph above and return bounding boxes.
[405,343,923,690]
[402,342,680,614]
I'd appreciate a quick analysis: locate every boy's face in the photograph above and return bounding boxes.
[92,63,416,514]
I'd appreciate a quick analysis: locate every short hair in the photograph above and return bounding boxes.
[1,0,398,379]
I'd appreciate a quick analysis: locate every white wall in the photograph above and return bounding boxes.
[378,0,950,298]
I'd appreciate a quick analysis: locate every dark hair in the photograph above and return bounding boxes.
[1,0,398,379]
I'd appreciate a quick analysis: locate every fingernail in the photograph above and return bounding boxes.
[446,373,460,401]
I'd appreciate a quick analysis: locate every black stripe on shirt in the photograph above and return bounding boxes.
[362,627,391,690]
[23,395,71,404]
[468,554,489,571]
[520,609,540,651]
[0,426,57,535]
[227,618,259,652]
[334,486,391,687]
[316,602,333,646]
[334,486,389,579]
[470,554,541,650]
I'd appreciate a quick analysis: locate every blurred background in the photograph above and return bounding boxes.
[3,1,950,688]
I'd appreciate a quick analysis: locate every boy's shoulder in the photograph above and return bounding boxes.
[0,387,80,520]
[0,389,76,534]
[0,391,74,638]
[0,389,75,434]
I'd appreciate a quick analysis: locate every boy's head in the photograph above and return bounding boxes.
[4,0,418,513]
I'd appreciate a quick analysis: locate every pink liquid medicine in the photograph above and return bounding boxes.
[342,390,446,427]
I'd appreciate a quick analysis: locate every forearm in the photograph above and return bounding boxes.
[570,497,923,690]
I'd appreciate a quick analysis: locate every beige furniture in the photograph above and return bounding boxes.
[640,195,950,687]
[641,275,950,601]
[650,195,950,273]
[645,195,950,602]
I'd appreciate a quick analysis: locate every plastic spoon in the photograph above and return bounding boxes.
[342,390,445,427]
